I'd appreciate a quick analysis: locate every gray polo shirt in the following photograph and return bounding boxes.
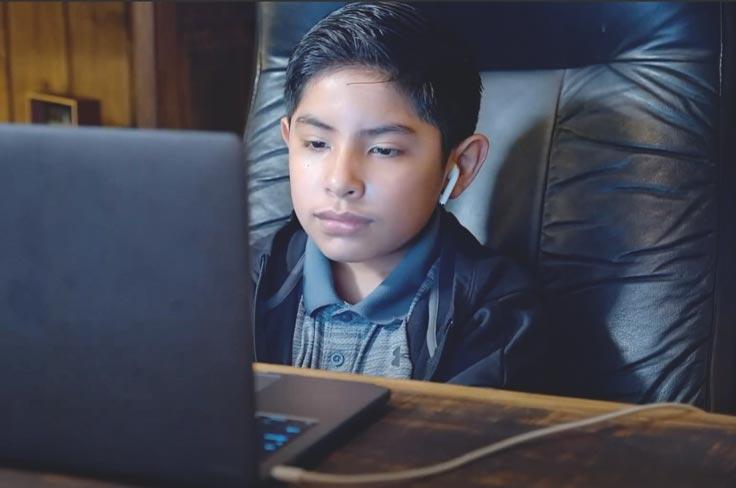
[292,211,440,378]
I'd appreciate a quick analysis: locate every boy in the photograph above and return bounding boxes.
[251,2,545,390]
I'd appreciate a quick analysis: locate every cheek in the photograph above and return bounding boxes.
[289,147,320,182]
[376,165,442,201]
[289,146,326,184]
[371,167,442,221]
[288,157,314,213]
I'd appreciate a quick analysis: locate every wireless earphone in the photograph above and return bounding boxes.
[438,165,460,206]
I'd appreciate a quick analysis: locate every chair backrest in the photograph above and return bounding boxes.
[244,2,736,413]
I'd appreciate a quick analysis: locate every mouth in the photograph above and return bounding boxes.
[313,210,373,236]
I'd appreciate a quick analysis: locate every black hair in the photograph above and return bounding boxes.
[284,1,482,158]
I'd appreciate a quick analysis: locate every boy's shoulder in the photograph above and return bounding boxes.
[438,209,537,302]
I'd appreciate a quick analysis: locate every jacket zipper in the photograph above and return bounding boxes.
[423,318,453,380]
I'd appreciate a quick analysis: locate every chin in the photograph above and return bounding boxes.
[316,240,375,264]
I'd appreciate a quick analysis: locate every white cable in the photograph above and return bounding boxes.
[271,402,701,485]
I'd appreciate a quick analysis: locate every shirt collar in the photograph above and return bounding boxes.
[303,209,441,323]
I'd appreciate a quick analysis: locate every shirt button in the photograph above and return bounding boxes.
[330,352,345,367]
[336,310,355,321]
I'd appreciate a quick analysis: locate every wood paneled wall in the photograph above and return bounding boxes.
[0,5,10,121]
[0,2,255,132]
[0,2,132,126]
[131,2,255,133]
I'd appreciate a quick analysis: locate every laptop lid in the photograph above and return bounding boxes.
[0,125,257,486]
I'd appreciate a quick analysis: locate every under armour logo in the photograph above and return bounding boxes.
[392,346,401,367]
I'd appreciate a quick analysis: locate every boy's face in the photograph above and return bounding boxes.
[281,67,448,269]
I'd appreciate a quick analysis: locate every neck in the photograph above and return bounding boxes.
[331,252,406,304]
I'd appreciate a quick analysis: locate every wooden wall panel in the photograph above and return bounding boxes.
[0,1,255,130]
[7,2,69,123]
[67,2,132,127]
[152,2,188,130]
[133,2,256,133]
[131,2,157,128]
[178,2,255,134]
[0,4,11,121]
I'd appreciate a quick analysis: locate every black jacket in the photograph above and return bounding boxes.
[251,209,547,391]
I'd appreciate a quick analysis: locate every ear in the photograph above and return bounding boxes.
[280,117,291,145]
[445,133,490,200]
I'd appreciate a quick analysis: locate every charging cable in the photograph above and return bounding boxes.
[271,402,701,485]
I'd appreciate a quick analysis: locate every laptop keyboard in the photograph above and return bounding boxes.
[256,412,316,457]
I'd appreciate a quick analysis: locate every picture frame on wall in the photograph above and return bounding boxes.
[27,93,101,126]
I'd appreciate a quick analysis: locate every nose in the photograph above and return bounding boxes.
[324,146,365,200]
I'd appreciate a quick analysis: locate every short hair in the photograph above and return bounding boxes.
[284,1,482,158]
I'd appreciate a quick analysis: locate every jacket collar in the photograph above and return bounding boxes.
[254,208,482,374]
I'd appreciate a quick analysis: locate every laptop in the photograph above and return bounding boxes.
[0,125,389,486]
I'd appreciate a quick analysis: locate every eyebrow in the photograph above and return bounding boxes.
[294,115,334,131]
[360,124,416,138]
[294,115,416,138]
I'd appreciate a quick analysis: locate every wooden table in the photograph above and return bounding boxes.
[2,364,735,487]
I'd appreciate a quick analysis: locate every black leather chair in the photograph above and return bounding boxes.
[244,2,736,413]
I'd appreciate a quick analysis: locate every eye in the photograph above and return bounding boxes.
[303,140,329,151]
[369,146,402,157]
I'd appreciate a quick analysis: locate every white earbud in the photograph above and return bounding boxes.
[438,165,460,206]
